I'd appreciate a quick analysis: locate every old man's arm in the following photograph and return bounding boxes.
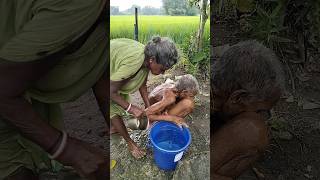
[145,89,176,116]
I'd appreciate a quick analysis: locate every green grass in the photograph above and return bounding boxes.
[110,15,210,45]
[111,15,210,76]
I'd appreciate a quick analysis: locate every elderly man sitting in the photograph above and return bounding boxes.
[145,74,199,128]
[211,40,285,179]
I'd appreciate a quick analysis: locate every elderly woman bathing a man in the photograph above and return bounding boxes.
[110,36,183,159]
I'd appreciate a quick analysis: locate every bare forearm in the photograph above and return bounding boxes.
[0,96,60,153]
[146,89,176,115]
[110,80,131,110]
[110,93,129,110]
[140,87,150,108]
[139,85,150,108]
[93,76,109,122]
[145,99,172,116]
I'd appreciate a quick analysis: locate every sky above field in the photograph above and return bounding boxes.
[110,0,163,11]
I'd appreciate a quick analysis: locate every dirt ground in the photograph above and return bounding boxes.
[110,70,210,179]
[39,68,210,180]
[212,18,320,180]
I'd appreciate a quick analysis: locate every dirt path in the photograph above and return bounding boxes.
[212,20,320,180]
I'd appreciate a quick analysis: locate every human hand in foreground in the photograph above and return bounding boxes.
[56,137,108,180]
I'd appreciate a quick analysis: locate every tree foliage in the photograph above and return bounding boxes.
[141,6,163,15]
[188,0,210,52]
[110,6,120,15]
[162,0,198,16]
[110,5,163,15]
[187,0,210,78]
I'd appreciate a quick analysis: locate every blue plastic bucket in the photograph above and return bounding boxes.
[149,121,191,171]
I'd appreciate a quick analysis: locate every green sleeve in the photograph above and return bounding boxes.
[110,38,145,81]
[0,0,105,62]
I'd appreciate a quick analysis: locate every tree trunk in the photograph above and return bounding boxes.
[195,0,208,51]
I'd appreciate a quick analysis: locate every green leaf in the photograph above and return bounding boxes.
[51,160,64,172]
[270,2,282,18]
[191,52,207,64]
[256,6,269,18]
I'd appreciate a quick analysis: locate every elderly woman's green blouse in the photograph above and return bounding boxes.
[110,38,149,118]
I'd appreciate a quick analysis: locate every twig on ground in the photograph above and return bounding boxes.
[252,167,265,179]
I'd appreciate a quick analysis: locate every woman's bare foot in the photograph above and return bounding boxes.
[128,141,146,159]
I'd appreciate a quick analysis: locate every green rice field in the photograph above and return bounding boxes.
[110,15,210,45]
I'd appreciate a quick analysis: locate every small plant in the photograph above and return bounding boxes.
[182,32,210,78]
[285,0,320,51]
[245,0,293,53]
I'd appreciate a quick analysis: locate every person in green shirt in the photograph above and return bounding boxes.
[110,37,179,159]
[0,0,110,179]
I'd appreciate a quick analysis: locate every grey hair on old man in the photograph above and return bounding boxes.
[212,40,285,101]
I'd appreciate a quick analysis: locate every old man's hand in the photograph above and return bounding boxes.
[173,116,189,129]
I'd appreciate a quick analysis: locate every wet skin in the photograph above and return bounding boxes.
[109,58,169,159]
[145,86,196,128]
[212,87,281,179]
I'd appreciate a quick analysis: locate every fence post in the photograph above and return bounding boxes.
[134,7,139,41]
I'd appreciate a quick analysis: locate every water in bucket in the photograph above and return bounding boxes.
[155,129,187,150]
[150,121,191,171]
